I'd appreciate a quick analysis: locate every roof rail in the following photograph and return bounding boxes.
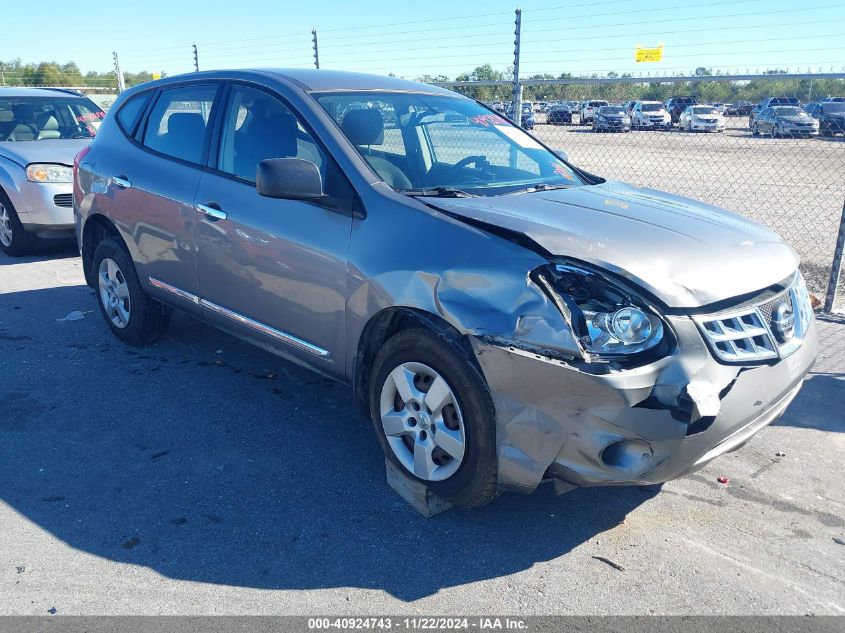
[44,87,86,97]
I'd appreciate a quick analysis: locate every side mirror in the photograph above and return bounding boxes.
[256,158,323,201]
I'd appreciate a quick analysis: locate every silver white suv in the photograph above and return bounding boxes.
[0,87,103,255]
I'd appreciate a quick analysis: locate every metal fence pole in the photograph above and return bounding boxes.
[823,199,845,314]
[312,29,320,69]
[193,44,199,72]
[112,52,125,93]
[510,8,522,127]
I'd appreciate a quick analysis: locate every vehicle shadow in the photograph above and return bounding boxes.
[0,284,659,601]
[0,238,77,266]
[775,374,845,433]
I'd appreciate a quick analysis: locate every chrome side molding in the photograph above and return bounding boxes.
[148,277,199,304]
[147,276,329,358]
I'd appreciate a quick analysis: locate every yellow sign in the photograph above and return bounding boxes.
[635,44,664,63]
[152,72,161,80]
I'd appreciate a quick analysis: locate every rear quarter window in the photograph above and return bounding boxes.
[116,93,151,135]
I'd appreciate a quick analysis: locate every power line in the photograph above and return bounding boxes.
[522,0,764,23]
[526,3,842,35]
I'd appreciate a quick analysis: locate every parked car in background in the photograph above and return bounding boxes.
[678,105,726,133]
[805,101,845,136]
[592,105,631,132]
[74,69,817,508]
[505,102,535,130]
[711,103,727,114]
[752,106,819,137]
[749,97,801,128]
[579,99,608,124]
[630,101,671,130]
[0,87,104,256]
[665,96,698,127]
[725,101,753,116]
[547,103,573,125]
[819,96,845,103]
[491,101,505,113]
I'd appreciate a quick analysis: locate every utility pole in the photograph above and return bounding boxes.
[312,29,320,69]
[113,51,126,93]
[193,44,199,72]
[511,8,522,128]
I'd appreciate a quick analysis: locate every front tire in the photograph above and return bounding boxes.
[369,328,497,508]
[92,238,170,345]
[0,192,37,257]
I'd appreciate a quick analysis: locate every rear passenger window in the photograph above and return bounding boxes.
[142,85,216,164]
[116,93,151,134]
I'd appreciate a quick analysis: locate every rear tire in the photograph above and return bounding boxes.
[92,238,170,345]
[0,191,38,257]
[369,328,498,508]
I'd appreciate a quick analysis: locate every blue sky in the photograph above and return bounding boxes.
[3,0,844,80]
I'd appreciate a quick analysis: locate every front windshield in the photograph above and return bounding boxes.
[823,103,845,113]
[641,103,663,112]
[599,106,625,115]
[316,92,584,196]
[774,106,802,116]
[0,96,104,142]
[691,106,717,115]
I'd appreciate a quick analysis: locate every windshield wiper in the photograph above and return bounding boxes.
[400,187,476,198]
[510,183,571,194]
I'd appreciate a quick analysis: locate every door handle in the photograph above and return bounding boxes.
[197,202,228,221]
[113,175,132,189]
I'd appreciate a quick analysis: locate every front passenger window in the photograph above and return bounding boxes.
[142,85,216,164]
[217,86,325,183]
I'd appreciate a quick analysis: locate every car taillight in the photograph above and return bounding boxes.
[73,145,92,205]
[73,145,91,182]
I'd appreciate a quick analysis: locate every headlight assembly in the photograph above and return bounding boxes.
[26,164,73,183]
[534,262,669,362]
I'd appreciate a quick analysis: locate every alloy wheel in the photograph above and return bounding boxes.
[0,203,12,248]
[379,361,466,481]
[98,257,131,329]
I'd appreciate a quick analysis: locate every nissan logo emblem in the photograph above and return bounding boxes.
[772,302,795,343]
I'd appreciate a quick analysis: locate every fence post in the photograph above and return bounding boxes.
[510,7,522,127]
[823,198,845,314]
[193,44,199,72]
[312,29,320,69]
[112,52,125,93]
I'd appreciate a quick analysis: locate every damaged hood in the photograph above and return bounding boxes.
[428,181,798,308]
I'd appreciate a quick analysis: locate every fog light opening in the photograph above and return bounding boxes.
[601,439,654,475]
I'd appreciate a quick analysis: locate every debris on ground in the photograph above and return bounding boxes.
[56,310,90,322]
[717,476,729,484]
[834,537,845,546]
[47,607,57,614]
[121,536,141,549]
[775,452,786,457]
[592,556,625,571]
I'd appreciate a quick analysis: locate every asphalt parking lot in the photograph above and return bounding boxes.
[1,242,844,615]
[531,118,845,304]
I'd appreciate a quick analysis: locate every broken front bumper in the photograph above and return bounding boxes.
[471,314,817,493]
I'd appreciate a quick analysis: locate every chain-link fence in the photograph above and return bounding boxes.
[444,75,845,311]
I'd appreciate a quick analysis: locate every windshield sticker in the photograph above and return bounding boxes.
[76,111,105,123]
[553,163,574,181]
[494,125,544,149]
[470,113,506,127]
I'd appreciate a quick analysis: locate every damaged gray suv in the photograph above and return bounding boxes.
[75,70,817,507]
